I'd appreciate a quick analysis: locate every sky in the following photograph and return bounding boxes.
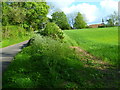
[46,0,119,25]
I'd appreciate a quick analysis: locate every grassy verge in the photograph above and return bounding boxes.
[1,25,33,48]
[0,35,31,48]
[64,27,118,65]
[3,34,120,88]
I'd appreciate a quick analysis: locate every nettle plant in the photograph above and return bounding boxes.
[41,22,64,40]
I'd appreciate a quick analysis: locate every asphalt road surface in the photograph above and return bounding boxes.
[0,40,29,89]
[0,40,29,73]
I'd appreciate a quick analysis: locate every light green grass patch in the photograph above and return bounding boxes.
[64,27,118,65]
[1,25,34,48]
[0,36,30,48]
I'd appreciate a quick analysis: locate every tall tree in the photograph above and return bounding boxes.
[106,11,118,26]
[2,2,49,30]
[73,12,87,29]
[67,13,77,29]
[2,2,10,26]
[51,11,70,30]
[106,19,114,26]
[102,18,104,24]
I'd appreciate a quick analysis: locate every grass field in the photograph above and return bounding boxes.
[64,27,118,65]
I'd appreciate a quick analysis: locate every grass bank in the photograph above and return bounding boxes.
[0,36,30,48]
[0,25,33,48]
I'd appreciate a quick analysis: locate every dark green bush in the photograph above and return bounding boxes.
[41,22,64,39]
[85,26,90,28]
[98,25,105,28]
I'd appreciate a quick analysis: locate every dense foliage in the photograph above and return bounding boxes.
[41,22,64,39]
[2,2,49,31]
[2,26,26,39]
[1,25,32,48]
[1,2,49,47]
[51,11,71,30]
[73,12,87,29]
[106,11,118,27]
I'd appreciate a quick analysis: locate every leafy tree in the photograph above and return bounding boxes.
[98,18,105,28]
[48,17,53,22]
[51,11,70,30]
[2,2,10,26]
[2,2,27,26]
[9,7,26,25]
[41,22,64,39]
[73,12,87,29]
[102,18,104,24]
[23,2,49,30]
[106,19,114,27]
[106,11,118,27]
[2,2,49,31]
[67,13,77,29]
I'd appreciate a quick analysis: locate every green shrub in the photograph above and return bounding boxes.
[98,25,105,28]
[2,25,27,39]
[85,26,90,28]
[41,22,64,39]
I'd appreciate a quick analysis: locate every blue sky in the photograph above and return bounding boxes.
[47,0,119,25]
[69,2,100,7]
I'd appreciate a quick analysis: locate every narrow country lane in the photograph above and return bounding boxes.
[0,40,29,73]
[0,40,28,89]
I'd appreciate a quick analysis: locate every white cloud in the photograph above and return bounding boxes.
[100,0,118,15]
[98,0,119,24]
[47,0,75,8]
[47,14,52,18]
[47,0,119,24]
[47,0,75,19]
[62,3,99,23]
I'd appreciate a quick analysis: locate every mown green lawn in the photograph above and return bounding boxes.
[64,27,118,65]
